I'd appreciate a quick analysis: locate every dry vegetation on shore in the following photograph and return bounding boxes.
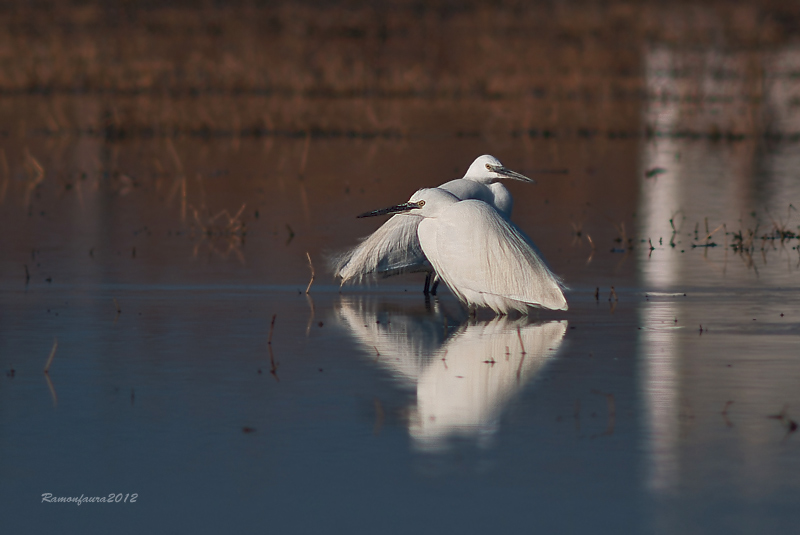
[1,0,799,138]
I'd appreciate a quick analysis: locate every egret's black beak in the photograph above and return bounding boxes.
[489,165,569,183]
[357,201,423,218]
[488,165,536,183]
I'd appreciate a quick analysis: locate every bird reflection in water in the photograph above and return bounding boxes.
[335,297,567,452]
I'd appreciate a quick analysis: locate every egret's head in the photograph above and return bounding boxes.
[357,188,458,219]
[463,155,534,185]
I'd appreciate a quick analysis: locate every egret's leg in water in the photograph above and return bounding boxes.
[430,277,441,296]
[423,273,432,295]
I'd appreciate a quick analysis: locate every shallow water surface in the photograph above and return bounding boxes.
[3,277,799,533]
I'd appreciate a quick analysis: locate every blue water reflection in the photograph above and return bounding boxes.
[638,44,800,532]
[336,297,567,451]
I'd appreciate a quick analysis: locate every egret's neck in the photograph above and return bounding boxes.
[489,183,513,217]
[462,173,493,185]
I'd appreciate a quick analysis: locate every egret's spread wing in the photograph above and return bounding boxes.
[332,214,428,283]
[434,201,567,310]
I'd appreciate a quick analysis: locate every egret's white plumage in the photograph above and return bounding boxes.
[332,155,532,285]
[365,187,567,315]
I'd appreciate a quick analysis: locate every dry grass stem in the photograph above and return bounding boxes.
[703,223,724,241]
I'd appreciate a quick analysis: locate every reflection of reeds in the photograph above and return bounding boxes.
[188,202,247,263]
[0,149,8,204]
[44,373,58,408]
[765,204,798,241]
[191,203,246,236]
[22,149,45,207]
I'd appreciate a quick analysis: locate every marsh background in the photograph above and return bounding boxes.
[2,1,800,533]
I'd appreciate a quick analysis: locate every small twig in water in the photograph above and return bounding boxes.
[305,252,315,294]
[721,400,734,427]
[767,405,797,439]
[43,338,58,373]
[268,314,277,345]
[591,390,616,436]
[268,346,279,381]
[373,398,385,435]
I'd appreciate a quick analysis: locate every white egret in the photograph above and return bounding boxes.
[332,155,535,294]
[358,188,567,315]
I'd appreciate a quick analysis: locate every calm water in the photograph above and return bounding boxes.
[3,4,800,534]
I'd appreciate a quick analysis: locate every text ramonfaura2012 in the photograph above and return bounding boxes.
[41,493,138,505]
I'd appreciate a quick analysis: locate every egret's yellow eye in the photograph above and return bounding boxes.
[485,163,492,170]
[417,200,425,207]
